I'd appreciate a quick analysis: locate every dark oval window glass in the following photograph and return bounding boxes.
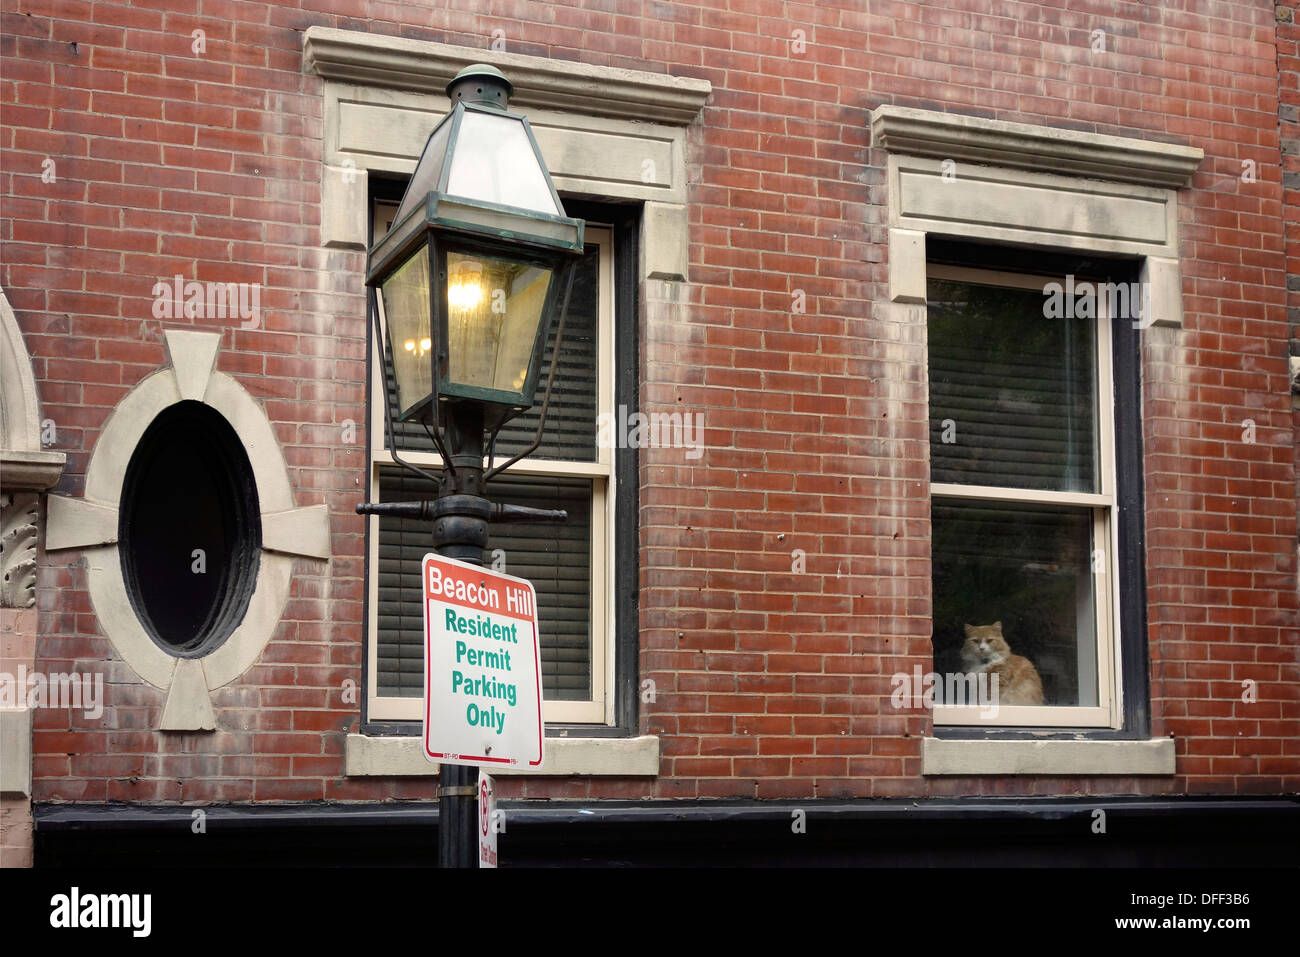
[119,400,261,657]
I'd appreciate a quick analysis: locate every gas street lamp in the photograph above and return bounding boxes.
[356,64,586,867]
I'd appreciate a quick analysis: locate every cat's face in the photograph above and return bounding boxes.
[961,622,1009,664]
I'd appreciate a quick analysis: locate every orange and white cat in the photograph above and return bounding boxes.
[959,622,1044,706]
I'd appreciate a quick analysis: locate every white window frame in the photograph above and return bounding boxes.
[364,199,617,726]
[927,265,1120,729]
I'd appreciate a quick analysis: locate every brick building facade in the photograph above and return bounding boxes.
[1,0,1297,866]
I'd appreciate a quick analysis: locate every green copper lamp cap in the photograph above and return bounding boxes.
[446,64,514,108]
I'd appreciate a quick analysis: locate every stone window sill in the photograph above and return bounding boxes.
[921,737,1176,776]
[344,733,660,777]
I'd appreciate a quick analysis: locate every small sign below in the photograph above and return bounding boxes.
[422,552,544,768]
[479,771,498,869]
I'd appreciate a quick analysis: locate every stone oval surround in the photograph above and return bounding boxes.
[45,330,331,731]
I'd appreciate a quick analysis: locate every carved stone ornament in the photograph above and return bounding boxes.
[0,492,39,608]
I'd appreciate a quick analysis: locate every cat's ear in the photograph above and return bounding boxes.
[963,623,974,636]
[992,621,1002,632]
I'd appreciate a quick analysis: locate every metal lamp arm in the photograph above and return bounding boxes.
[357,498,566,524]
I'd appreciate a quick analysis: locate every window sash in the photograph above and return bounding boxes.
[364,202,616,725]
[928,266,1120,729]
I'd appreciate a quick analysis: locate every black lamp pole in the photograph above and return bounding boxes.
[431,403,487,869]
[357,404,565,868]
[431,402,559,869]
[356,63,579,868]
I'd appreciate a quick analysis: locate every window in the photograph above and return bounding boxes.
[927,266,1120,728]
[119,400,262,657]
[364,197,617,726]
[872,104,1181,765]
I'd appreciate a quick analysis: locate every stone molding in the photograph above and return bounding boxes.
[0,707,32,796]
[0,493,38,609]
[303,27,711,125]
[876,106,1198,329]
[886,155,1181,260]
[871,105,1203,189]
[307,31,698,285]
[0,288,65,493]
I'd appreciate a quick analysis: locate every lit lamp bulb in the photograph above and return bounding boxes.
[448,259,484,312]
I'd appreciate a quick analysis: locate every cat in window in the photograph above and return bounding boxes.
[960,621,1045,706]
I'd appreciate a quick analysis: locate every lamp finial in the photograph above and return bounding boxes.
[446,64,513,109]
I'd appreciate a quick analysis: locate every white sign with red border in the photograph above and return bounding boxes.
[422,552,545,768]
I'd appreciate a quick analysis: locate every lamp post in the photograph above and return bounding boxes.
[355,65,586,868]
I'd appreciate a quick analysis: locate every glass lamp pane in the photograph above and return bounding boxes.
[384,242,600,461]
[494,243,599,461]
[446,251,553,396]
[394,119,452,224]
[379,249,433,417]
[446,111,559,215]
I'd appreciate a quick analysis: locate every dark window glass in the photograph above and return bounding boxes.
[927,279,1096,493]
[375,467,593,701]
[118,401,261,657]
[931,487,1098,708]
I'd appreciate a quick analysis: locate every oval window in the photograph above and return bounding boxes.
[118,401,261,657]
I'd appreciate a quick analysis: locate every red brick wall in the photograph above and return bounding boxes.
[2,0,1295,806]
[1280,1,1300,798]
[1282,2,1300,663]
